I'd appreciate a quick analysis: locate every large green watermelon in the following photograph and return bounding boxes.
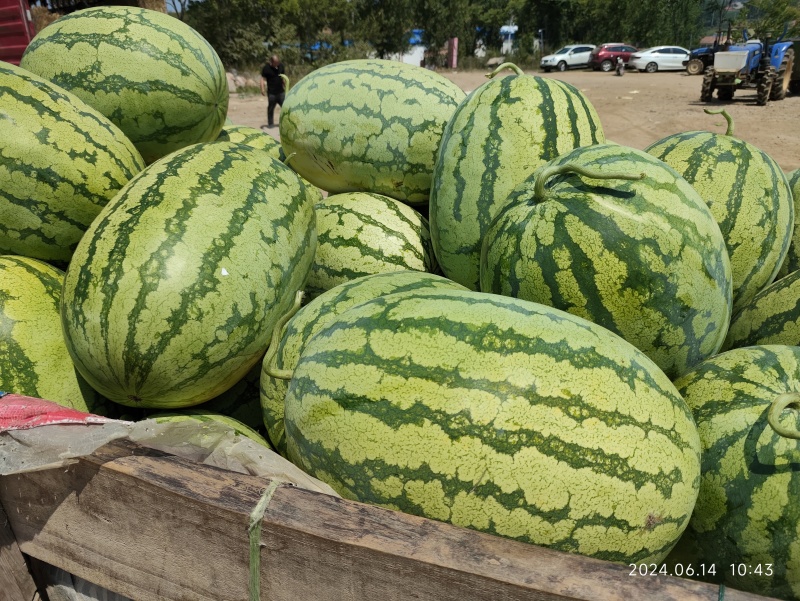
[20,6,228,164]
[61,141,317,409]
[0,255,114,415]
[284,288,701,563]
[0,61,145,263]
[645,110,793,312]
[279,59,465,205]
[306,192,438,299]
[724,269,800,350]
[148,409,272,449]
[261,270,467,455]
[430,63,605,290]
[216,125,282,158]
[480,144,732,378]
[673,345,800,600]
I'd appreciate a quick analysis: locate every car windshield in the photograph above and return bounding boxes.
[555,47,571,54]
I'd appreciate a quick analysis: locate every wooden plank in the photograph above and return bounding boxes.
[0,439,775,601]
[0,499,40,601]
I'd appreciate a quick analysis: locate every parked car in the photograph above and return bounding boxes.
[629,46,691,72]
[588,43,638,72]
[539,44,596,72]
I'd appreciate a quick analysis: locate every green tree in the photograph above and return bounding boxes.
[735,0,800,39]
[354,0,416,58]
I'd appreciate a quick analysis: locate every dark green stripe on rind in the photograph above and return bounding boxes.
[21,6,229,164]
[724,269,800,350]
[674,345,800,600]
[646,131,793,312]
[430,72,605,291]
[279,59,465,205]
[480,143,732,379]
[260,270,468,455]
[61,141,317,409]
[285,288,700,563]
[0,61,145,262]
[307,192,437,299]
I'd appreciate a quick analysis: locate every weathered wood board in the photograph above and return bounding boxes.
[0,439,776,601]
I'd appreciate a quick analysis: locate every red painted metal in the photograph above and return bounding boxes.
[0,0,35,65]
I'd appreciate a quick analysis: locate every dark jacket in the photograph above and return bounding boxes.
[261,63,285,95]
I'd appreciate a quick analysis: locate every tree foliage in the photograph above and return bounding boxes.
[180,0,796,70]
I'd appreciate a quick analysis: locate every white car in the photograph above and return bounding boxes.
[539,44,596,72]
[629,46,691,72]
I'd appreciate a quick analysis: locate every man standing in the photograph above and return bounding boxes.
[260,55,285,129]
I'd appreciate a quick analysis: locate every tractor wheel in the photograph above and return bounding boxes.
[700,69,715,101]
[770,48,794,101]
[686,58,705,75]
[757,67,776,106]
[717,87,734,100]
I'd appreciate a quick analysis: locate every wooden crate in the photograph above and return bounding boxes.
[0,438,776,601]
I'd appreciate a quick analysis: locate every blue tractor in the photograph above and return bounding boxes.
[700,30,794,105]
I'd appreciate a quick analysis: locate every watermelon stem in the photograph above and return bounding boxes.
[283,152,297,167]
[767,392,800,439]
[279,74,291,92]
[486,63,525,79]
[534,164,646,202]
[703,108,734,136]
[263,290,304,381]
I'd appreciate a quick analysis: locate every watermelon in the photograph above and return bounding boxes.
[216,125,282,158]
[0,255,115,415]
[260,270,467,455]
[723,269,800,350]
[306,192,438,299]
[0,61,145,263]
[283,288,701,563]
[480,145,733,379]
[430,63,605,290]
[645,109,793,312]
[778,169,800,279]
[672,345,800,600]
[20,6,228,164]
[148,409,272,449]
[278,59,465,205]
[60,141,317,409]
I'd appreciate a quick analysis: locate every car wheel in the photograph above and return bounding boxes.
[557,61,567,72]
[645,62,658,73]
[600,59,614,72]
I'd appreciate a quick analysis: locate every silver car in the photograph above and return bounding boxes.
[540,44,596,72]
[629,46,691,72]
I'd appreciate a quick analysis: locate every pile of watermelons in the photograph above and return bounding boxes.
[3,6,800,599]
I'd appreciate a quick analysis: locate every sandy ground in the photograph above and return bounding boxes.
[226,67,800,173]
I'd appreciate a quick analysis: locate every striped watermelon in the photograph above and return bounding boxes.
[261,270,467,455]
[216,125,282,158]
[148,409,272,449]
[723,269,800,350]
[430,63,605,290]
[306,192,438,299]
[645,110,793,312]
[20,6,228,164]
[279,59,465,205]
[480,144,733,378]
[283,288,701,563]
[0,61,145,263]
[60,141,317,409]
[778,169,800,279]
[0,255,115,415]
[672,345,800,600]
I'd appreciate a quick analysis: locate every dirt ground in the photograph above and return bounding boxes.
[226,67,800,173]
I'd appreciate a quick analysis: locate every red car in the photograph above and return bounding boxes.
[588,43,639,72]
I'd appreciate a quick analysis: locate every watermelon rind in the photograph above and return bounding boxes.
[20,6,229,164]
[61,141,317,409]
